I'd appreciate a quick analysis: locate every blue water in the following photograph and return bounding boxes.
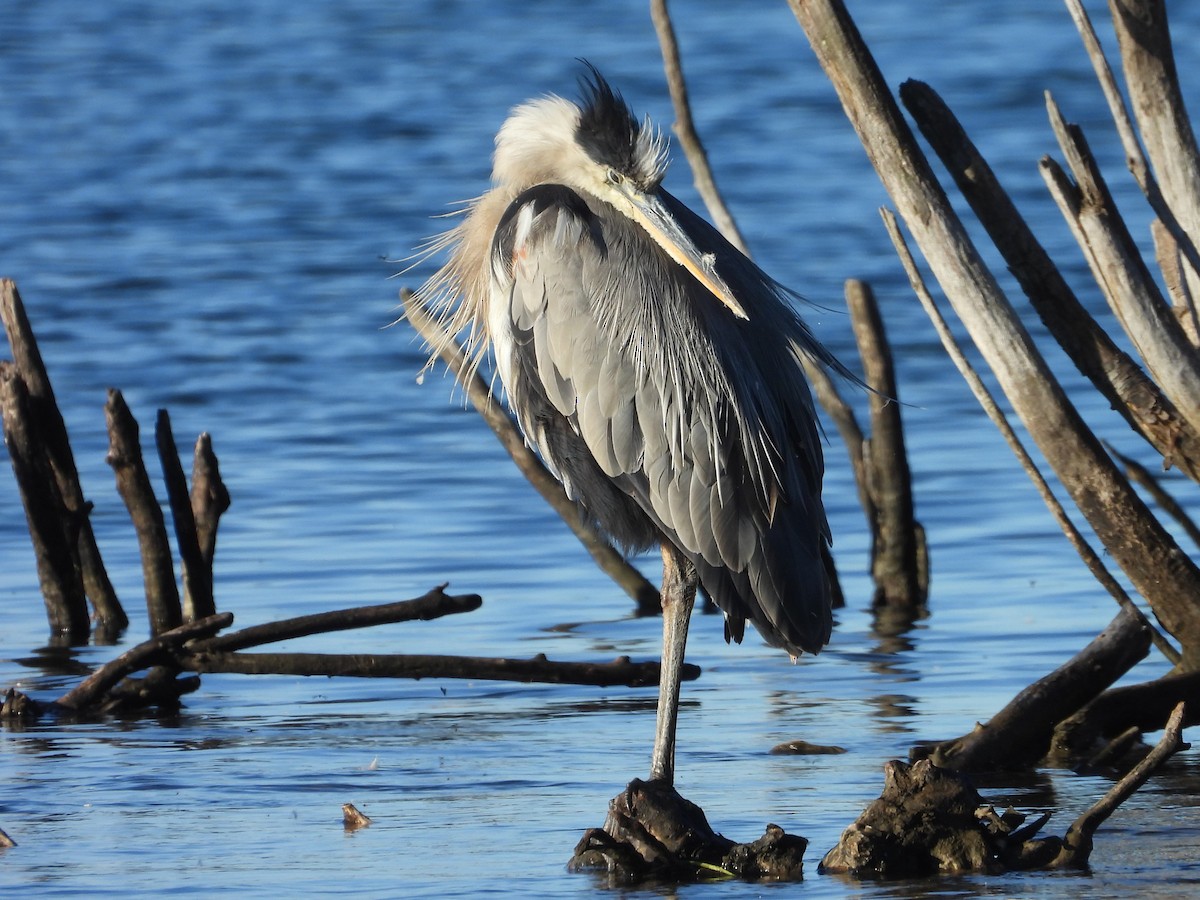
[2,1,1198,896]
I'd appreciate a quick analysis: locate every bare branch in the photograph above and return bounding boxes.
[845,279,926,608]
[190,432,231,571]
[901,79,1200,483]
[1044,93,1200,437]
[789,0,1200,664]
[195,587,482,653]
[881,209,1177,663]
[1052,701,1187,867]
[649,0,748,253]
[180,649,697,688]
[156,410,214,621]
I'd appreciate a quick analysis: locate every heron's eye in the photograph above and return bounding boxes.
[606,169,625,186]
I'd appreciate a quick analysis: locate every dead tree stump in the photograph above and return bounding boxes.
[568,778,808,884]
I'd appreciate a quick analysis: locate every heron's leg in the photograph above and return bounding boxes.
[649,541,698,784]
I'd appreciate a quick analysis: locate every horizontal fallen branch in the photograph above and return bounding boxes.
[178,650,696,688]
[55,612,233,712]
[194,586,481,653]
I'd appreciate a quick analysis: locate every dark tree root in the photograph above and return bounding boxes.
[567,778,808,884]
[820,759,1063,878]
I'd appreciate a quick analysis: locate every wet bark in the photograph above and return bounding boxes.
[1,279,127,636]
[913,605,1151,771]
[1041,96,1200,439]
[190,433,230,576]
[900,80,1200,483]
[820,759,1062,877]
[1051,702,1188,866]
[193,587,482,652]
[569,778,808,884]
[0,365,91,640]
[105,389,183,635]
[1106,0,1200,310]
[156,410,214,622]
[1051,670,1200,759]
[55,613,233,712]
[181,649,693,687]
[845,279,927,611]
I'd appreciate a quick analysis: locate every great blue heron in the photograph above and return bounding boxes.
[413,68,840,785]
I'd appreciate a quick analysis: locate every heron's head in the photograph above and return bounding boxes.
[492,68,668,198]
[492,67,747,319]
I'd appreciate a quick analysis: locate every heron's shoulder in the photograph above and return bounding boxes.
[492,184,605,278]
[496,184,594,231]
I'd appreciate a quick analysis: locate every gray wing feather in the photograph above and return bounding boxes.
[491,183,833,656]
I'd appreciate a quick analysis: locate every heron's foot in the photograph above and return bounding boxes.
[567,777,808,884]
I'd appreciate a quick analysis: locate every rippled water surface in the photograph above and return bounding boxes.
[2,1,1199,896]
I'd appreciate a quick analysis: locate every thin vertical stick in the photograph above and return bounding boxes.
[106,390,181,635]
[156,410,214,621]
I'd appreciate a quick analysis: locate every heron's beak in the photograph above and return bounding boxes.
[619,187,749,320]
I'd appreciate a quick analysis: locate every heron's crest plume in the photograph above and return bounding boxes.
[575,68,669,191]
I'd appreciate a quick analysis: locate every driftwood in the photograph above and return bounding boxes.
[190,433,230,578]
[1052,672,1199,759]
[55,613,233,712]
[898,79,1200,483]
[181,649,691,688]
[785,0,1200,793]
[914,606,1151,770]
[828,703,1187,879]
[845,279,927,611]
[193,587,483,652]
[791,0,1200,672]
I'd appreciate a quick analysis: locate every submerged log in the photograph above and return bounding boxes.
[569,778,808,884]
[1051,669,1200,759]
[179,650,694,688]
[914,605,1150,770]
